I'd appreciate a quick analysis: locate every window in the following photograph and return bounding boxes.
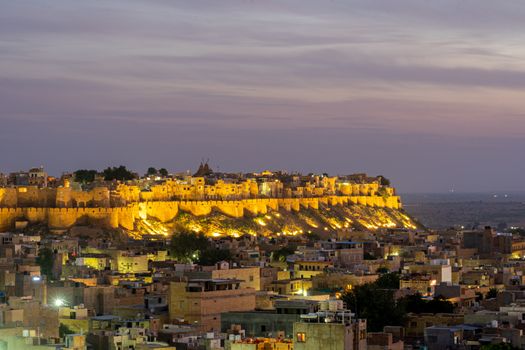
[296,332,306,342]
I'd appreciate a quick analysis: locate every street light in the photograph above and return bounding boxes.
[54,298,65,307]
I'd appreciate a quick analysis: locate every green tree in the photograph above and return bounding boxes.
[74,169,98,183]
[103,165,136,181]
[364,252,377,260]
[59,324,74,338]
[146,167,158,176]
[272,247,295,262]
[377,175,391,186]
[342,279,455,332]
[374,272,400,289]
[198,249,232,266]
[170,231,210,263]
[36,247,55,279]
[403,294,455,314]
[342,283,406,332]
[159,168,169,177]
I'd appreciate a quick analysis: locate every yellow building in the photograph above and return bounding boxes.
[293,261,333,279]
[76,254,109,270]
[111,252,149,274]
[211,267,262,291]
[267,279,312,296]
[229,339,293,350]
[400,274,436,296]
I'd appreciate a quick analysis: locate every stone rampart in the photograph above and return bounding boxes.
[0,195,402,231]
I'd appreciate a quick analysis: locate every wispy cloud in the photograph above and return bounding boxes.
[1,0,524,191]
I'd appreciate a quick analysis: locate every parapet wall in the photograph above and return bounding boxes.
[0,195,401,232]
[0,206,136,232]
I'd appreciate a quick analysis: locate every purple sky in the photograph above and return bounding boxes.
[1,1,524,193]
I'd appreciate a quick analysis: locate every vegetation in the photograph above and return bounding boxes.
[198,248,232,266]
[364,252,377,260]
[36,247,55,279]
[404,294,455,314]
[102,165,136,181]
[342,273,455,331]
[73,169,98,183]
[59,324,75,338]
[272,246,296,262]
[146,167,158,176]
[377,175,391,186]
[342,279,406,332]
[374,272,400,289]
[169,231,210,263]
[159,168,169,177]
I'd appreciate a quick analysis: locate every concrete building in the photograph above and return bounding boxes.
[293,303,366,350]
[319,241,364,267]
[188,265,261,291]
[367,332,403,350]
[169,278,256,332]
[424,326,463,350]
[222,299,319,338]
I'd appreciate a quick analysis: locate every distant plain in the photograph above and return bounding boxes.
[402,192,525,230]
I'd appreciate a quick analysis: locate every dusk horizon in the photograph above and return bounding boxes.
[2,0,524,193]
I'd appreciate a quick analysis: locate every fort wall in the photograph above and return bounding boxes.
[0,192,401,232]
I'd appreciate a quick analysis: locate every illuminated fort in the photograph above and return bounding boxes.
[0,167,417,236]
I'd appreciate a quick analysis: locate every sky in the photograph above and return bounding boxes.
[1,0,524,193]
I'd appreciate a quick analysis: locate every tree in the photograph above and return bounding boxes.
[198,249,232,266]
[170,231,210,263]
[102,165,136,181]
[36,247,55,279]
[342,278,454,332]
[272,247,295,262]
[364,252,377,260]
[377,175,391,186]
[403,294,455,314]
[146,167,158,176]
[159,168,169,177]
[374,272,400,289]
[74,169,98,183]
[59,324,74,338]
[342,282,406,332]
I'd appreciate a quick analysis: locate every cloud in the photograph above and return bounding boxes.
[1,0,525,192]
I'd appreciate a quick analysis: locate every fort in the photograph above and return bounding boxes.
[0,173,406,233]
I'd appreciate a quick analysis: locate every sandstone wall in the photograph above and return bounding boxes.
[0,206,136,232]
[0,195,401,232]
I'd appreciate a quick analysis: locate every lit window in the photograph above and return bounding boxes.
[296,332,306,342]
